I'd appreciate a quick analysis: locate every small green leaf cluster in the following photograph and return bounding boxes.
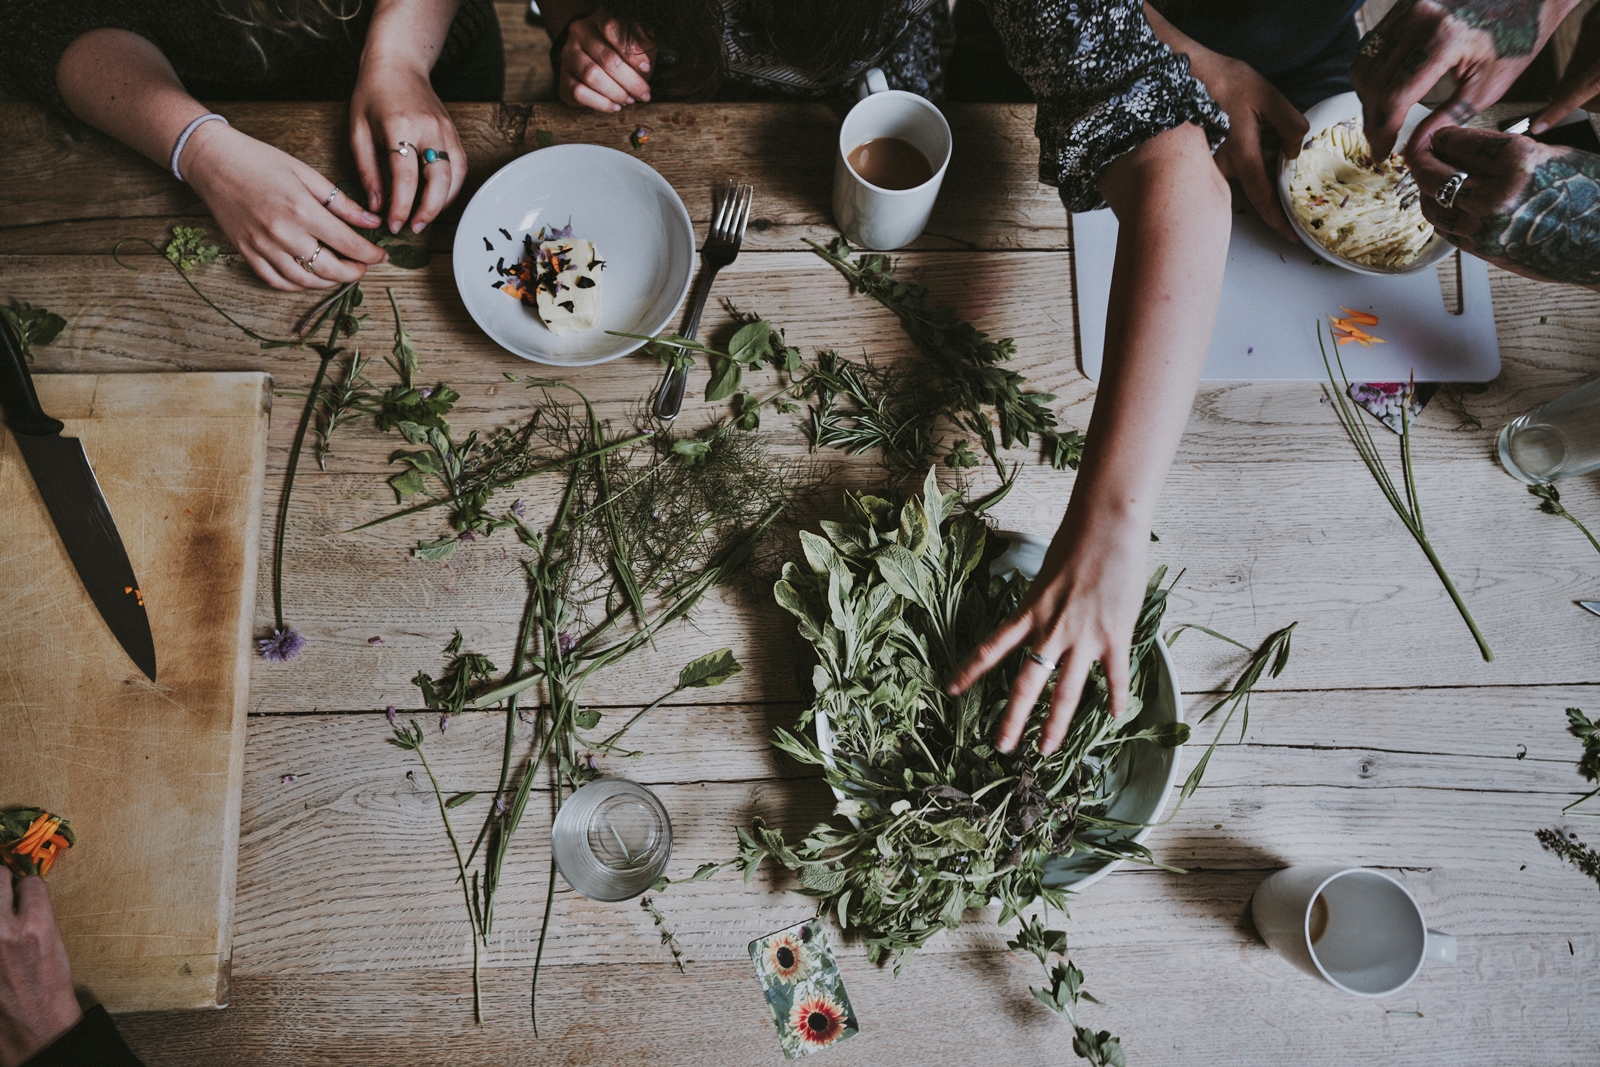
[1528,483,1600,556]
[164,226,219,272]
[0,299,66,361]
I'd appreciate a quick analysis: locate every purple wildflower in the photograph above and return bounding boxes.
[557,632,576,657]
[386,705,398,725]
[458,530,478,543]
[549,221,574,240]
[495,796,508,815]
[281,774,298,784]
[258,627,306,662]
[1246,346,1254,354]
[586,753,598,772]
[510,499,525,517]
[368,635,385,645]
[420,387,434,399]
[439,713,451,733]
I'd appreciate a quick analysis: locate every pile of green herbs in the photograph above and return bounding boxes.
[623,236,1086,508]
[735,471,1295,1065]
[385,382,805,1025]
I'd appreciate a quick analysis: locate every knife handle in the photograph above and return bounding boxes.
[0,311,64,436]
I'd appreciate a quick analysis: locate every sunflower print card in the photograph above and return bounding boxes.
[749,919,860,1058]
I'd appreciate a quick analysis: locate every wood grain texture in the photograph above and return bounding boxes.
[110,934,1600,1067]
[0,373,270,1011]
[3,94,1599,1065]
[0,101,1064,254]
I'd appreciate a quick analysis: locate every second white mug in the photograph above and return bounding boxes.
[1251,864,1457,998]
[831,67,951,250]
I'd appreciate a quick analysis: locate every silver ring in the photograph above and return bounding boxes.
[1025,651,1058,669]
[1436,172,1468,209]
[294,242,323,275]
[420,148,449,165]
[392,141,416,158]
[322,187,341,207]
[1358,32,1384,59]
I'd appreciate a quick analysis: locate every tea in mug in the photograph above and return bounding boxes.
[846,137,933,191]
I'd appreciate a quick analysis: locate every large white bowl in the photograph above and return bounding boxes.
[451,143,695,366]
[814,535,1184,895]
[1278,92,1453,277]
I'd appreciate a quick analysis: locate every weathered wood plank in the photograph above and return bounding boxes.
[112,934,1600,1066]
[227,718,1597,976]
[0,101,1066,253]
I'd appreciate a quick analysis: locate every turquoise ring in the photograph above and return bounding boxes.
[421,148,449,165]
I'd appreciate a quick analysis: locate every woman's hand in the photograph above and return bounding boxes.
[184,124,388,292]
[948,512,1150,754]
[558,9,656,113]
[1142,4,1306,243]
[1351,0,1581,160]
[349,59,467,235]
[1408,124,1600,287]
[1191,53,1308,243]
[0,878,80,1067]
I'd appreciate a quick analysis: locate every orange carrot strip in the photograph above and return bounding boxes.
[38,852,55,876]
[11,817,57,855]
[46,834,69,849]
[1340,307,1380,326]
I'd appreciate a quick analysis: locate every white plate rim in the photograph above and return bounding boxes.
[450,143,695,367]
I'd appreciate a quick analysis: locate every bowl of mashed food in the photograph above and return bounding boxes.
[1278,92,1452,276]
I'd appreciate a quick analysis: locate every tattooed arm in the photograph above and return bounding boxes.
[1411,126,1600,286]
[1351,0,1583,159]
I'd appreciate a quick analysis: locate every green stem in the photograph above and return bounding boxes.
[413,740,484,1024]
[530,845,558,1032]
[271,351,335,630]
[1414,533,1495,662]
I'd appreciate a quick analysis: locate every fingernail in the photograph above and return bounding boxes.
[389,221,401,234]
[611,103,621,113]
[413,221,425,234]
[641,90,651,102]
[369,191,380,211]
[640,58,650,72]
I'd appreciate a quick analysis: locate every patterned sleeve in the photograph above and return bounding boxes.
[981,0,1228,212]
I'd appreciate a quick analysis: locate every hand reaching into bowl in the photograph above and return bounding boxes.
[1409,125,1600,287]
[1352,0,1584,160]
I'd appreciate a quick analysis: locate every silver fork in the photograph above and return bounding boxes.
[651,179,754,421]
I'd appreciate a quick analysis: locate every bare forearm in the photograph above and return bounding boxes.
[541,0,596,35]
[1073,122,1231,535]
[363,0,464,76]
[55,29,211,170]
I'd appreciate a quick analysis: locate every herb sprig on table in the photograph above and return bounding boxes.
[0,299,66,361]
[384,383,803,1025]
[1320,325,1493,662]
[1528,483,1600,556]
[1537,707,1600,892]
[737,472,1295,1061]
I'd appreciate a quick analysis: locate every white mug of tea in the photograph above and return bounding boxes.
[1251,864,1457,998]
[831,67,952,250]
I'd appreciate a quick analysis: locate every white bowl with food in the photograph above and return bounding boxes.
[1278,92,1452,276]
[452,143,695,366]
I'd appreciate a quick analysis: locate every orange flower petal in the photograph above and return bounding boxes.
[1340,307,1380,326]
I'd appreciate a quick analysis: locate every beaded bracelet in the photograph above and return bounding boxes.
[169,113,229,182]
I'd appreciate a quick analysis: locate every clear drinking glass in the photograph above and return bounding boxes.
[1497,377,1600,484]
[549,778,672,901]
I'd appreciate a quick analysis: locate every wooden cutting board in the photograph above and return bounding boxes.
[0,372,270,1012]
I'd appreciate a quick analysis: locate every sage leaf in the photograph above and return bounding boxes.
[874,543,928,607]
[414,536,459,562]
[575,708,601,730]
[389,469,427,501]
[678,648,742,689]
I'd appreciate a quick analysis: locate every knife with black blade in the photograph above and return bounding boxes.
[0,315,156,681]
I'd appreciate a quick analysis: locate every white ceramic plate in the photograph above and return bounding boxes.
[1277,92,1453,277]
[814,534,1185,896]
[452,143,695,366]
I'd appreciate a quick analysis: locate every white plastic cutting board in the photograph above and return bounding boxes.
[1072,206,1501,382]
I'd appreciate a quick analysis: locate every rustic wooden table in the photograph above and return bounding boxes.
[3,99,1598,1066]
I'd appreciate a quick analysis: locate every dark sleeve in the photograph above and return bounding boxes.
[22,1005,146,1067]
[0,1,160,116]
[981,0,1228,212]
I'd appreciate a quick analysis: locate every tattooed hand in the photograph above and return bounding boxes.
[1351,0,1582,159]
[1411,126,1600,286]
